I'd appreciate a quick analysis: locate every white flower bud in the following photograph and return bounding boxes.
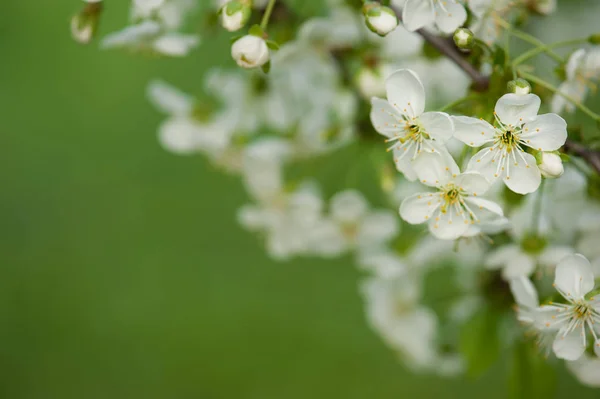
[538,152,564,178]
[220,1,252,32]
[231,34,270,68]
[507,78,531,95]
[453,28,474,51]
[528,0,556,15]
[363,4,398,37]
[71,1,103,44]
[355,65,391,99]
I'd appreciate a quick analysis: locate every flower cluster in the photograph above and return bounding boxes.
[78,0,600,390]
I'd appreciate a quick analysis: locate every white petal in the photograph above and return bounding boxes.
[370,97,404,139]
[520,114,568,151]
[485,244,521,269]
[330,190,369,224]
[385,69,426,118]
[551,80,586,114]
[158,118,200,154]
[419,111,454,142]
[402,0,435,32]
[504,151,541,194]
[495,93,541,126]
[147,80,193,115]
[466,146,501,184]
[454,172,490,196]
[452,116,495,147]
[538,246,574,270]
[509,276,539,308]
[502,253,536,279]
[358,211,400,248]
[554,253,595,300]
[392,145,419,180]
[400,192,440,224]
[412,149,459,187]
[434,0,467,34]
[553,325,586,361]
[463,197,504,223]
[308,220,348,257]
[429,205,469,240]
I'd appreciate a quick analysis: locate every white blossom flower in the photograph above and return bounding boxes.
[308,190,399,257]
[101,20,199,56]
[231,35,270,69]
[453,93,567,194]
[468,0,515,46]
[402,0,467,34]
[551,47,600,114]
[400,152,504,240]
[534,254,600,361]
[370,69,454,181]
[147,80,235,156]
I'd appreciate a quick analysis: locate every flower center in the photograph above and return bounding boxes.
[440,184,463,214]
[498,128,519,152]
[573,301,593,320]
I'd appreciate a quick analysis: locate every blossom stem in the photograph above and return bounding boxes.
[512,38,588,67]
[438,95,475,112]
[518,70,600,122]
[260,0,277,30]
[496,18,564,63]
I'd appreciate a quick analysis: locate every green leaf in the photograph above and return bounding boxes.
[508,342,555,399]
[459,305,501,378]
[266,40,279,51]
[261,61,271,74]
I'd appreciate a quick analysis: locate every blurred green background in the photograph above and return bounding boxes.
[1,1,599,398]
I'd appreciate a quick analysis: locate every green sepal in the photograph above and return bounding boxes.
[229,35,243,44]
[266,40,279,51]
[249,24,265,38]
[261,60,271,74]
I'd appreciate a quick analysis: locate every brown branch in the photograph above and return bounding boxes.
[563,140,600,175]
[390,7,600,174]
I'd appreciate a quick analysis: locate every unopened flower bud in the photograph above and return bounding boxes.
[362,3,398,37]
[231,34,269,69]
[71,0,103,44]
[537,152,564,178]
[220,0,252,32]
[527,0,556,15]
[589,33,600,45]
[355,65,389,99]
[507,78,531,95]
[453,28,474,51]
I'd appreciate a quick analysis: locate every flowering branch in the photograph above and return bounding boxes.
[389,7,600,175]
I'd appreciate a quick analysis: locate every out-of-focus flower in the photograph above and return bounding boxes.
[308,190,399,257]
[370,69,454,180]
[220,0,252,32]
[454,93,567,194]
[534,254,600,361]
[362,2,399,37]
[298,6,364,50]
[101,20,199,56]
[400,153,504,240]
[231,35,270,69]
[468,0,515,46]
[537,152,564,178]
[355,64,393,99]
[551,47,600,114]
[527,0,557,15]
[402,0,467,34]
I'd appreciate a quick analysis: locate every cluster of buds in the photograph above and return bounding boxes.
[70,0,103,44]
[362,1,398,37]
[219,0,253,32]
